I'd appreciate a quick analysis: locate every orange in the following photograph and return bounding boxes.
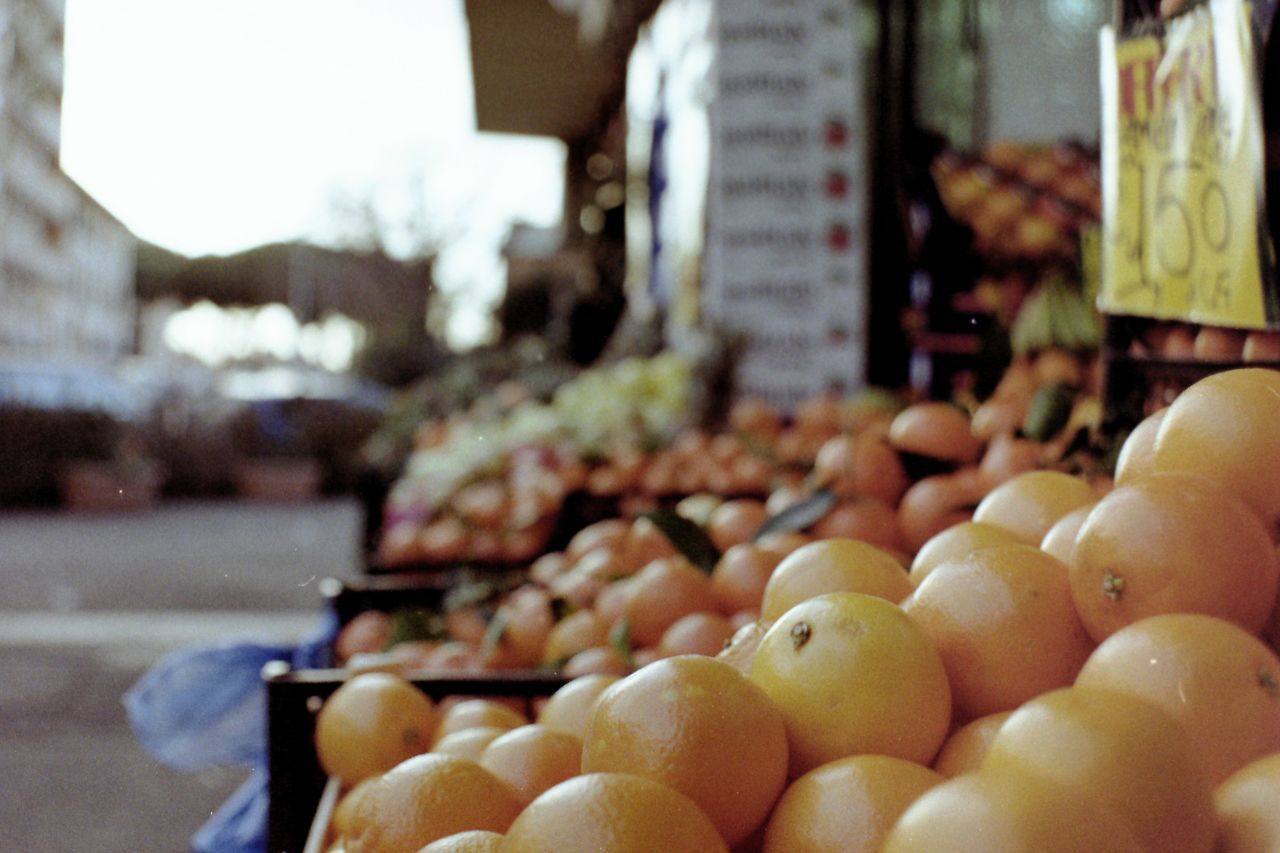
[880,765,1145,853]
[715,618,768,677]
[620,557,718,647]
[535,673,619,740]
[761,754,943,853]
[931,710,1012,777]
[334,609,393,663]
[562,645,632,677]
[331,775,377,840]
[982,685,1216,853]
[314,672,437,787]
[616,514,680,572]
[710,542,782,615]
[1151,367,1280,534]
[1037,502,1092,563]
[1243,329,1280,361]
[477,724,582,806]
[749,592,951,774]
[706,498,769,552]
[976,433,1043,490]
[1113,406,1167,486]
[903,544,1094,720]
[418,829,504,852]
[541,609,609,667]
[888,401,983,465]
[565,518,630,562]
[1069,472,1279,641]
[1214,752,1280,853]
[501,772,728,852]
[486,585,554,669]
[897,472,984,553]
[810,498,905,551]
[1075,613,1280,785]
[1194,325,1247,360]
[592,576,633,626]
[971,470,1097,545]
[760,538,912,621]
[907,520,1020,587]
[580,655,788,846]
[431,726,509,762]
[656,611,737,658]
[431,698,526,747]
[341,754,523,852]
[755,528,812,557]
[812,433,909,505]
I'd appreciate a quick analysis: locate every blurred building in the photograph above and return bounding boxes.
[0,0,136,364]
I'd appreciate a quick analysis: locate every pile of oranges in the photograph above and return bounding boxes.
[317,367,1280,851]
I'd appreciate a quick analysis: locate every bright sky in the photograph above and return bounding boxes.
[60,0,566,346]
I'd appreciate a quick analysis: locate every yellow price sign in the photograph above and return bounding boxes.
[1099,0,1273,328]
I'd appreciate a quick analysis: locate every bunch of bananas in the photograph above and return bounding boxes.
[1010,275,1102,356]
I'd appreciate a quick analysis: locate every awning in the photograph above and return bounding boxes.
[464,0,660,141]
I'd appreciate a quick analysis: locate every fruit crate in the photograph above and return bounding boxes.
[263,662,570,853]
[1099,315,1280,434]
[364,488,626,575]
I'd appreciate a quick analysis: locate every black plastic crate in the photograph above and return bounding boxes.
[263,663,570,853]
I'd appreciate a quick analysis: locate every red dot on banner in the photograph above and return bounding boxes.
[827,224,851,252]
[825,172,849,198]
[825,120,848,147]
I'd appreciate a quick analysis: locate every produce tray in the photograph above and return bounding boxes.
[1099,315,1280,433]
[263,663,570,853]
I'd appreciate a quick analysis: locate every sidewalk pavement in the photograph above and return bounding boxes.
[0,497,364,852]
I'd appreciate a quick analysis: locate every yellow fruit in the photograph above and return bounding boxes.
[1214,752,1280,853]
[971,470,1096,545]
[760,538,912,622]
[315,672,437,787]
[500,772,728,853]
[749,592,951,774]
[581,655,788,847]
[907,521,1021,587]
[762,754,944,853]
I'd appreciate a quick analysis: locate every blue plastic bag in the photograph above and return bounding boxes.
[124,610,338,853]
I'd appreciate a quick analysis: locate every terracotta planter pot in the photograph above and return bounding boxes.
[233,458,324,502]
[59,460,164,512]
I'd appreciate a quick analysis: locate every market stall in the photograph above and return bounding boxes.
[122,1,1280,851]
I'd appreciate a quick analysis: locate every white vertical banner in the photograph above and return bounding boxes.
[704,0,868,412]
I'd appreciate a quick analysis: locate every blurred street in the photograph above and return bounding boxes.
[0,497,363,852]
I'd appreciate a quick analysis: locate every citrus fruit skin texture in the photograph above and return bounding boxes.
[880,765,1146,853]
[498,772,728,853]
[888,401,983,464]
[418,829,504,852]
[430,726,509,762]
[907,520,1020,587]
[981,685,1217,853]
[314,672,437,787]
[431,699,526,747]
[1075,613,1280,786]
[931,710,1012,777]
[534,674,618,741]
[903,544,1094,721]
[761,754,943,853]
[1213,752,1280,853]
[1150,367,1280,535]
[580,655,788,847]
[971,469,1097,546]
[760,538,913,622]
[749,592,952,775]
[1069,472,1279,642]
[1037,502,1092,564]
[1113,406,1167,486]
[343,753,523,853]
[476,724,582,806]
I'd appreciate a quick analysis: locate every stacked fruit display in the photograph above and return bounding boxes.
[376,352,697,568]
[932,141,1100,264]
[342,347,1107,676]
[313,367,1280,851]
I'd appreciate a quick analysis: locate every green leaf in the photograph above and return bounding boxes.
[480,609,509,659]
[1022,382,1075,442]
[753,489,838,541]
[386,607,446,647]
[609,617,636,668]
[641,509,721,573]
